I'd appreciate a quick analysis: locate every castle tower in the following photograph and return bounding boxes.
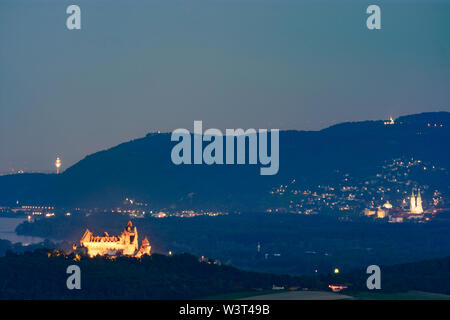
[123,221,139,252]
[135,236,151,258]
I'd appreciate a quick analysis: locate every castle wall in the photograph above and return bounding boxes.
[81,241,137,257]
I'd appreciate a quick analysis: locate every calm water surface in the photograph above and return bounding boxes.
[0,217,46,245]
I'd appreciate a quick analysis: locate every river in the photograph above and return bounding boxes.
[0,217,46,245]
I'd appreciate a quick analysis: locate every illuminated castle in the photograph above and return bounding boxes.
[79,221,151,258]
[410,189,423,214]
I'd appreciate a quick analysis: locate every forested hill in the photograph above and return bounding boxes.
[0,112,449,209]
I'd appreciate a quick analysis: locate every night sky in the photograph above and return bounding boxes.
[1,0,449,172]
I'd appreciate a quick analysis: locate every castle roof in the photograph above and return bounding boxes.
[80,229,93,242]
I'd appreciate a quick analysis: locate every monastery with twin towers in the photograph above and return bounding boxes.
[410,189,424,214]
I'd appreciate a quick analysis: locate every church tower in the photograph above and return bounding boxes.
[410,191,416,212]
[415,189,423,213]
[410,189,424,214]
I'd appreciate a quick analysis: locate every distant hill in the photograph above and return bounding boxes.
[1,112,449,209]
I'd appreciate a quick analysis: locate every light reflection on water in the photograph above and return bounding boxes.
[0,217,46,245]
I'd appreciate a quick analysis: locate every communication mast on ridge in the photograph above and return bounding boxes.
[55,156,62,174]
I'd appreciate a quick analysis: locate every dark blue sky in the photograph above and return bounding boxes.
[0,0,449,172]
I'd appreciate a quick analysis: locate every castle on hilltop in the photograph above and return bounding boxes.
[77,221,151,258]
[410,189,424,214]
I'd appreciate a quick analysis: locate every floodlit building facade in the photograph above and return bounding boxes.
[79,221,151,258]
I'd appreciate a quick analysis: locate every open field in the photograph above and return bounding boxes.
[353,291,450,300]
[206,290,450,300]
[240,290,352,300]
[205,290,352,300]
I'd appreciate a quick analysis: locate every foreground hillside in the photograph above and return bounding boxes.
[1,248,450,299]
[0,249,316,299]
[0,112,449,209]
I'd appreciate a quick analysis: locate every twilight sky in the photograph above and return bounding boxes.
[0,0,449,172]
